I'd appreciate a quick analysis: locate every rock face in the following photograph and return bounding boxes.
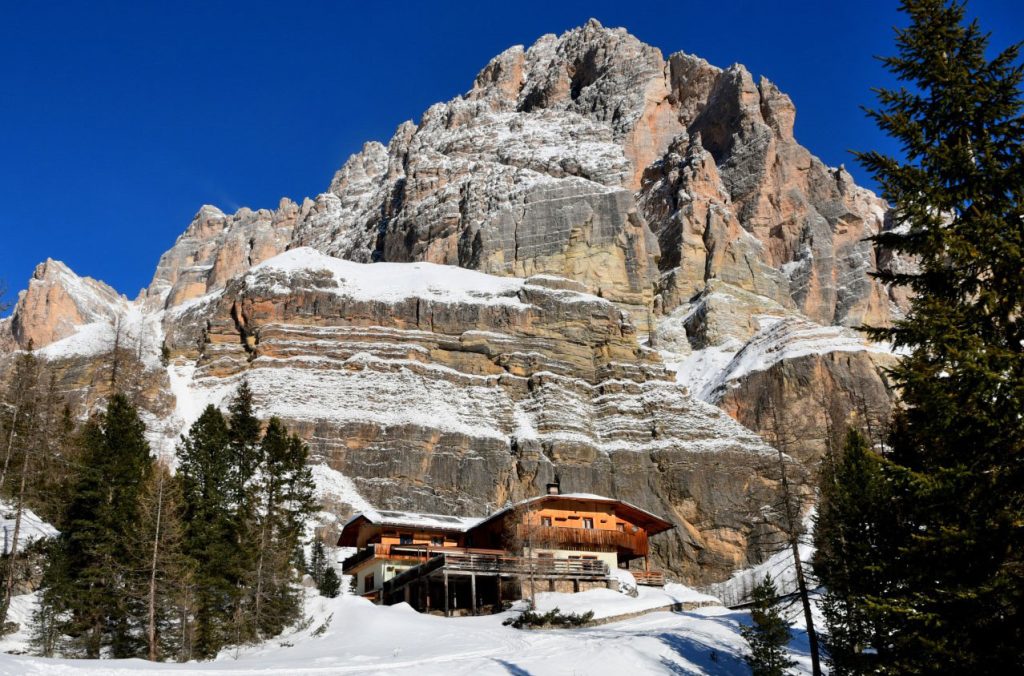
[165,248,802,584]
[0,20,900,584]
[10,260,126,349]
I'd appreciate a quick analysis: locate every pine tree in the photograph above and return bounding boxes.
[741,575,797,676]
[319,566,341,599]
[227,381,261,508]
[246,418,316,639]
[225,381,262,646]
[57,395,153,657]
[177,405,238,658]
[848,1,1024,671]
[814,430,907,674]
[131,459,189,661]
[0,349,42,629]
[309,539,327,588]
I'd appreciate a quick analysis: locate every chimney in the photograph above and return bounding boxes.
[546,481,560,495]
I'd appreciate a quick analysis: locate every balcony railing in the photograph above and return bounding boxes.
[383,551,610,594]
[343,543,505,573]
[515,524,649,556]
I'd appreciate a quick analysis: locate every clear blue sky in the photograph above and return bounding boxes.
[1,1,1020,308]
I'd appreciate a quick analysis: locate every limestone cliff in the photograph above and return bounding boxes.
[0,20,899,583]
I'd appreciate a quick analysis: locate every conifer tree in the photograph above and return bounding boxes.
[59,395,152,657]
[177,405,238,658]
[814,430,907,674]
[846,1,1024,671]
[319,566,341,599]
[227,381,261,507]
[0,349,41,629]
[246,418,316,639]
[132,459,189,661]
[741,575,797,676]
[309,539,327,588]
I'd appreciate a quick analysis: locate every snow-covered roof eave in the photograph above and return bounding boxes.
[474,493,675,535]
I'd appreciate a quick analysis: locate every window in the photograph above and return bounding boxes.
[540,516,552,527]
[364,573,375,592]
[616,523,625,532]
[582,517,594,529]
[536,552,554,558]
[582,555,598,560]
[568,555,581,560]
[399,533,413,545]
[431,536,444,546]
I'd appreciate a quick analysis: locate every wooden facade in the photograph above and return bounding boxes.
[338,492,674,614]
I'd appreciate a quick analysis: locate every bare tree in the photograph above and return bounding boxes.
[0,350,40,629]
[758,384,822,676]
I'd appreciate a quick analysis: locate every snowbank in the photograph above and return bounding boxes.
[0,582,820,675]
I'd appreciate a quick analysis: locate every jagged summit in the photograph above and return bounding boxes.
[0,22,899,584]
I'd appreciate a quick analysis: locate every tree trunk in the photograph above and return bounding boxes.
[0,445,30,626]
[146,470,165,661]
[0,405,18,494]
[777,448,822,676]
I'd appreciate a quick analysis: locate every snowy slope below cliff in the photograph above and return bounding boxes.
[664,313,892,403]
[0,586,820,675]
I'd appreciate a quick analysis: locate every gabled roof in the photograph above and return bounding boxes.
[338,508,482,547]
[472,493,675,536]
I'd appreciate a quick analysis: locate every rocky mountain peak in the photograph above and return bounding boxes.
[0,22,903,584]
[10,259,125,350]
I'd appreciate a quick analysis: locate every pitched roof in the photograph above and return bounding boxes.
[338,508,482,546]
[472,493,675,536]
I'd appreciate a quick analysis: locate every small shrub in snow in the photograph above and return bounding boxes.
[503,607,595,629]
[311,614,333,637]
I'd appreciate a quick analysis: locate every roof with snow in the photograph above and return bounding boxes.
[472,493,675,536]
[338,508,483,546]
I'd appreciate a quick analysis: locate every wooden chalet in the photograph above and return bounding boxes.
[338,485,674,615]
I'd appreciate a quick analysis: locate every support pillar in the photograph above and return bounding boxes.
[470,573,477,615]
[443,571,450,617]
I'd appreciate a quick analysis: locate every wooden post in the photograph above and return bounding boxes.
[470,573,477,616]
[443,571,450,617]
[496,575,502,607]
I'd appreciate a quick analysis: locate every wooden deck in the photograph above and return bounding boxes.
[342,543,505,573]
[381,551,611,615]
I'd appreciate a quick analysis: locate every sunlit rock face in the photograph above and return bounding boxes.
[1,20,904,584]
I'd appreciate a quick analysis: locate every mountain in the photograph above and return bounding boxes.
[0,20,899,584]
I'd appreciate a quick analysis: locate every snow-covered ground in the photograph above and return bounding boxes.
[0,582,819,675]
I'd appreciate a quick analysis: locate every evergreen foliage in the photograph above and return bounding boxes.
[53,395,153,657]
[245,417,316,639]
[319,566,341,599]
[820,0,1024,671]
[814,430,907,674]
[177,405,240,658]
[309,539,327,588]
[30,383,318,661]
[740,575,796,676]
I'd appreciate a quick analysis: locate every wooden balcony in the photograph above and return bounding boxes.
[514,524,649,557]
[383,550,610,595]
[343,543,505,573]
